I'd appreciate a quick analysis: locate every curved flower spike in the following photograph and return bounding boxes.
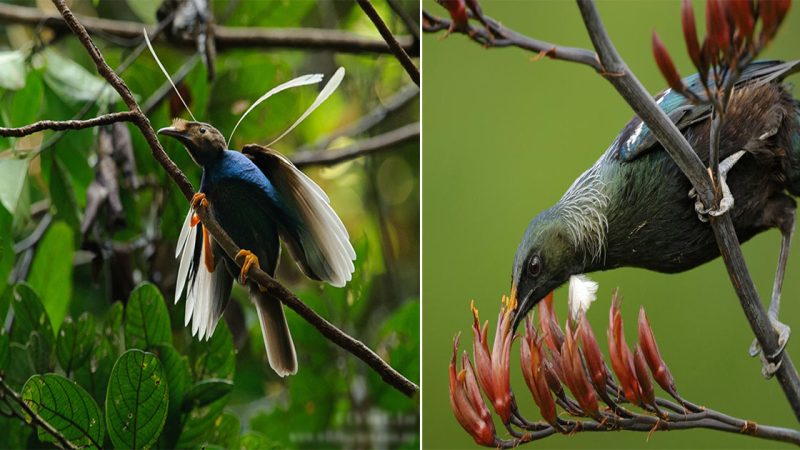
[561,325,601,420]
[578,312,608,393]
[608,292,643,405]
[471,299,513,423]
[521,319,558,425]
[449,334,496,446]
[638,307,677,394]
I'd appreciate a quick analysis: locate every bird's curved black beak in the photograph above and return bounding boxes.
[157,126,185,140]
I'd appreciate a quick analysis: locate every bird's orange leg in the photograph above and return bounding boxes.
[235,249,260,285]
[191,192,209,209]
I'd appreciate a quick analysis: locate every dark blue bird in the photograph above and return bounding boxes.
[510,60,800,375]
[159,77,355,377]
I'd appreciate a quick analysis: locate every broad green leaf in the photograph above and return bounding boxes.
[56,312,96,374]
[10,283,54,350]
[27,222,74,330]
[240,431,281,450]
[0,158,28,213]
[181,379,234,412]
[43,50,120,106]
[125,282,171,349]
[175,394,231,448]
[9,70,43,127]
[371,300,420,411]
[190,320,235,381]
[106,349,168,449]
[74,337,115,406]
[153,344,190,448]
[0,332,8,371]
[104,301,125,351]
[201,412,240,449]
[0,51,26,90]
[49,155,81,229]
[21,374,105,449]
[5,340,36,389]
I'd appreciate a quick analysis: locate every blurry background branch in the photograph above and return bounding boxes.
[356,0,420,85]
[0,2,419,56]
[1,0,420,398]
[425,0,800,421]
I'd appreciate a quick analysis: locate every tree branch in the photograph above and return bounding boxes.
[0,3,418,57]
[292,122,419,168]
[0,111,137,137]
[425,0,800,421]
[47,0,418,398]
[356,0,420,86]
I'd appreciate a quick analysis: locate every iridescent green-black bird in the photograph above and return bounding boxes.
[511,60,800,373]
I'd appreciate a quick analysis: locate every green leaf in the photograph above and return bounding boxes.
[5,340,36,389]
[0,158,28,213]
[0,210,14,298]
[201,412,240,449]
[105,349,169,449]
[240,431,282,450]
[103,301,125,351]
[0,51,26,90]
[21,374,105,449]
[153,344,190,448]
[74,337,115,406]
[125,282,171,349]
[0,332,8,372]
[371,300,420,412]
[56,312,95,375]
[190,320,235,381]
[43,49,120,106]
[9,70,43,127]
[176,394,231,448]
[27,221,74,330]
[49,155,81,229]
[10,283,54,350]
[181,379,234,412]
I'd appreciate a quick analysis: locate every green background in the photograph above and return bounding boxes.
[423,1,800,449]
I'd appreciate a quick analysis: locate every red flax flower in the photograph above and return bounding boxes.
[520,318,558,426]
[561,324,601,419]
[607,291,643,405]
[638,307,678,395]
[449,335,496,446]
[471,297,514,423]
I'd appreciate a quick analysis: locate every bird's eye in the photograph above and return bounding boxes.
[528,255,542,277]
[199,127,206,134]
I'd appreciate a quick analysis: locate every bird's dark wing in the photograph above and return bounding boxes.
[241,144,356,287]
[615,60,800,162]
[175,208,233,340]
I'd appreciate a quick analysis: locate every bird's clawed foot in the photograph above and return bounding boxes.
[688,150,746,222]
[235,249,260,285]
[749,315,791,378]
[191,192,209,210]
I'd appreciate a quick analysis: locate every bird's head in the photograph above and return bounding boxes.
[510,208,582,330]
[158,119,226,166]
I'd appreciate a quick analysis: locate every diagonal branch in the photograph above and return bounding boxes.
[0,3,417,56]
[356,0,420,86]
[48,0,418,398]
[292,122,420,168]
[0,378,79,450]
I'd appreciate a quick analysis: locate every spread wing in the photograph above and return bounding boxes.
[615,60,800,162]
[241,144,356,287]
[175,208,233,340]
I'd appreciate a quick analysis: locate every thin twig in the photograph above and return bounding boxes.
[292,122,419,168]
[387,0,420,41]
[0,3,417,56]
[49,0,418,398]
[0,378,79,450]
[0,111,137,137]
[356,0,420,86]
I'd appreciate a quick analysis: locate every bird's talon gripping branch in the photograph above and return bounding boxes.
[235,249,260,285]
[751,317,791,379]
[691,151,746,222]
[191,192,209,210]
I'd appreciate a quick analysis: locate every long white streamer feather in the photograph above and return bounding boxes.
[143,29,196,121]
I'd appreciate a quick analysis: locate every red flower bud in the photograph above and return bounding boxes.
[633,344,656,407]
[537,291,564,354]
[652,31,685,94]
[729,0,755,42]
[561,326,600,419]
[607,292,643,405]
[470,299,513,423]
[706,0,731,53]
[578,313,608,393]
[449,335,496,446]
[681,0,703,72]
[638,307,677,393]
[521,320,558,425]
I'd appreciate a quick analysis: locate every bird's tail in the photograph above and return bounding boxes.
[249,284,297,377]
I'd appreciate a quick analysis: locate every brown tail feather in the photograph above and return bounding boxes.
[249,285,297,376]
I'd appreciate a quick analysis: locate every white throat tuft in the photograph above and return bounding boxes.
[568,274,598,320]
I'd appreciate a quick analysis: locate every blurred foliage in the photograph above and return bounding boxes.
[423,0,799,449]
[0,0,419,448]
